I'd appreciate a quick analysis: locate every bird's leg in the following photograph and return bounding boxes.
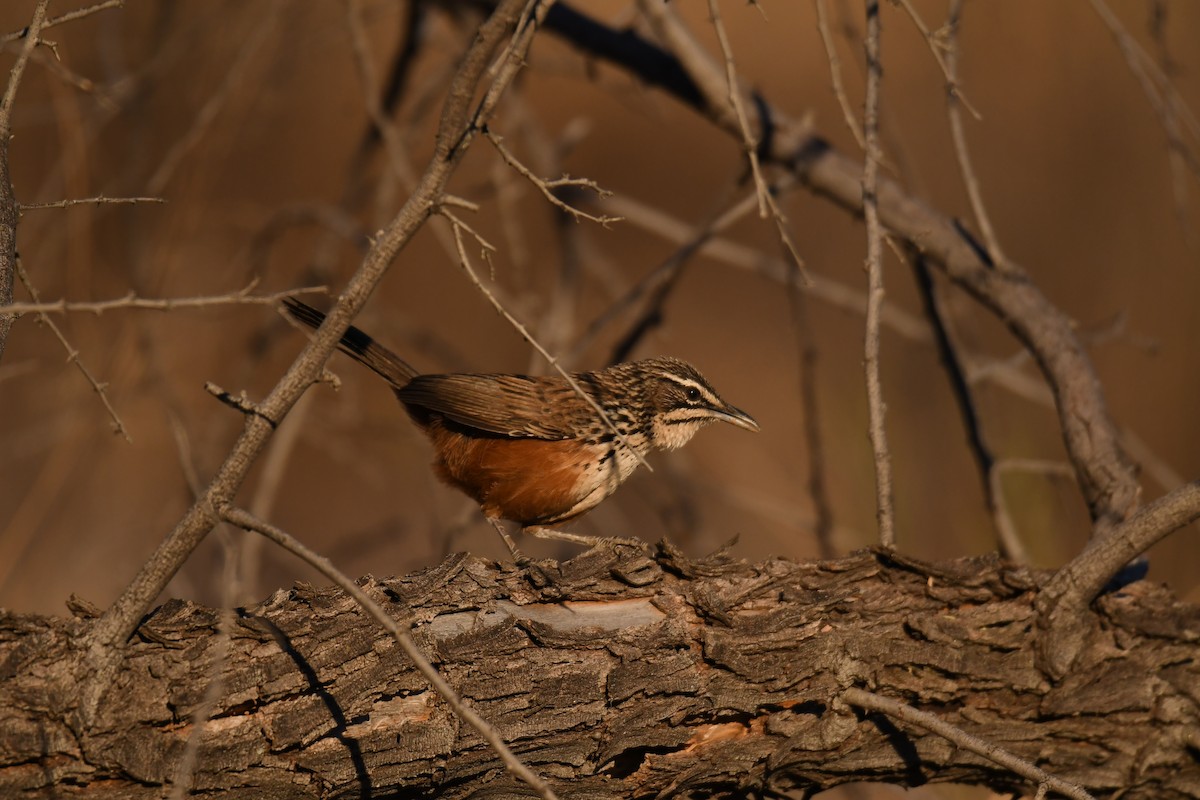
[523,526,642,549]
[486,516,528,564]
[488,517,556,589]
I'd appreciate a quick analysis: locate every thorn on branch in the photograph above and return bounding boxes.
[205,382,278,429]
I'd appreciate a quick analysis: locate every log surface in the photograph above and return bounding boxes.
[2,545,1198,798]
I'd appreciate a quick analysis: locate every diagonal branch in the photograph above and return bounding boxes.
[842,688,1094,800]
[79,0,537,726]
[909,251,1026,563]
[220,506,559,800]
[535,0,1139,538]
[1039,480,1200,675]
[0,0,50,361]
[14,258,130,440]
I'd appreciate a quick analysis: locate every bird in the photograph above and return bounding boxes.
[282,297,759,557]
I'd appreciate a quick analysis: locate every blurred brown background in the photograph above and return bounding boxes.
[2,0,1198,640]
[4,3,1199,796]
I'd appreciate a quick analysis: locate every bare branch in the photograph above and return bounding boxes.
[345,0,418,193]
[438,205,652,473]
[146,3,281,195]
[842,687,1096,800]
[706,0,769,218]
[0,0,49,361]
[893,0,981,119]
[639,0,808,281]
[908,249,1026,562]
[1041,482,1200,671]
[813,0,865,150]
[596,190,932,343]
[0,0,122,46]
[0,0,48,128]
[484,127,620,225]
[220,506,559,800]
[19,195,165,211]
[571,183,757,364]
[15,258,130,441]
[791,288,836,558]
[1087,0,1200,159]
[203,381,276,428]
[861,0,895,548]
[943,0,1007,268]
[542,1,1140,536]
[1,283,327,316]
[80,0,537,726]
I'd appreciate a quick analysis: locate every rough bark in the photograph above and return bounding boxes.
[2,546,1198,799]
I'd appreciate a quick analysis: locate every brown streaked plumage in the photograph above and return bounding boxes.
[283,298,759,553]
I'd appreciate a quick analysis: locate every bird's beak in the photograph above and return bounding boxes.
[714,403,760,432]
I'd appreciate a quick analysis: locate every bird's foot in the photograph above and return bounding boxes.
[523,526,644,551]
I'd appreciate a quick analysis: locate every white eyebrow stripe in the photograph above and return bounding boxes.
[657,371,719,404]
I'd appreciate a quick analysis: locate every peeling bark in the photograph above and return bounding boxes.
[2,546,1198,798]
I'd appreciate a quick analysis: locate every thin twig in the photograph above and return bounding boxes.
[637,0,808,282]
[439,205,652,472]
[0,0,122,46]
[711,0,809,279]
[706,0,769,218]
[893,0,981,119]
[496,94,588,369]
[596,190,931,343]
[240,391,315,605]
[908,248,1025,562]
[0,0,49,127]
[1087,0,1200,150]
[842,687,1096,800]
[19,195,165,210]
[204,381,274,427]
[345,0,418,193]
[146,2,281,194]
[485,127,620,225]
[944,0,1006,268]
[576,182,747,365]
[813,0,865,150]
[15,258,130,441]
[1145,0,1194,245]
[456,0,558,164]
[861,0,895,548]
[220,506,559,800]
[598,191,1173,513]
[81,2,537,722]
[1087,0,1200,241]
[1,283,327,316]
[549,0,1140,533]
[994,457,1077,481]
[31,44,105,97]
[791,288,835,558]
[0,0,50,361]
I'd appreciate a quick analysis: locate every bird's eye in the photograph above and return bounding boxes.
[685,386,702,402]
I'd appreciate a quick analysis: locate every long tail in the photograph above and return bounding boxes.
[282,298,418,389]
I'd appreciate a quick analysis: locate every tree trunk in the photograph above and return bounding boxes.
[2,545,1198,798]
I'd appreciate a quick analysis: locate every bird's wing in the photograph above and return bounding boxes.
[396,373,594,439]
